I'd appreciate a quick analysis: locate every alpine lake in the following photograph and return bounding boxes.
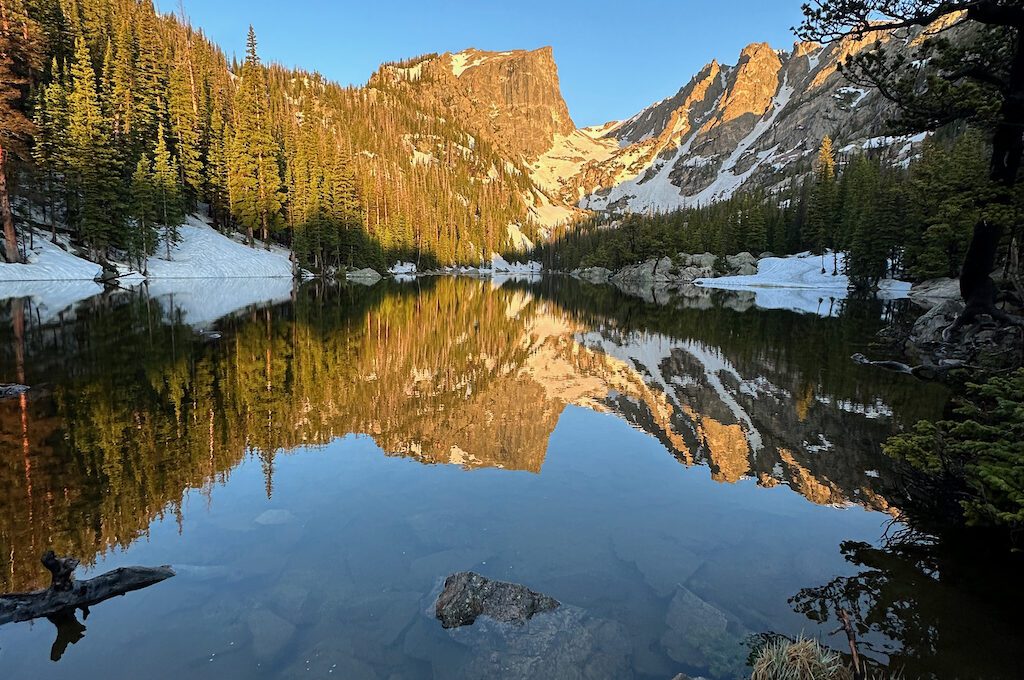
[1,276,1021,679]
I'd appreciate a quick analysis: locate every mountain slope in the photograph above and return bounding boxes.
[569,20,959,213]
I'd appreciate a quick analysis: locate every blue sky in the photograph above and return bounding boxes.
[159,0,807,127]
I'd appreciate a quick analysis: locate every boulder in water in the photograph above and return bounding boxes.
[435,571,559,629]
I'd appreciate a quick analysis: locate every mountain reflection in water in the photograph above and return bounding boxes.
[4,276,997,679]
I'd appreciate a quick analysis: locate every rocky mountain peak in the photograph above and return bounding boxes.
[372,46,574,161]
[718,42,782,124]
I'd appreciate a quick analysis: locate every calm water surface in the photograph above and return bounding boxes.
[0,277,1018,679]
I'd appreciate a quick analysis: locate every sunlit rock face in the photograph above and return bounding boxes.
[0,279,943,589]
[373,47,575,162]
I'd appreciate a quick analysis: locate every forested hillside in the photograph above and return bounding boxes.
[1,0,543,271]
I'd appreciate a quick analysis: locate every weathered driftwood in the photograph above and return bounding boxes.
[850,352,962,381]
[0,551,175,626]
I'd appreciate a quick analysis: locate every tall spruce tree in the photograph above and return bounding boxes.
[0,0,42,263]
[66,34,122,256]
[229,25,282,248]
[807,135,838,273]
[128,155,156,270]
[152,123,184,259]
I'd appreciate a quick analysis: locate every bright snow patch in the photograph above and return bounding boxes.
[489,253,542,274]
[145,215,294,279]
[388,262,417,275]
[0,236,102,281]
[696,252,910,292]
[695,252,911,316]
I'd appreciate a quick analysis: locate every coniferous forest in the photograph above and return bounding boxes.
[1,0,541,272]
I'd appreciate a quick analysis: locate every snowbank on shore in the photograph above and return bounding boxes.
[0,236,102,281]
[145,216,294,279]
[1,215,295,284]
[695,252,911,297]
[490,253,541,275]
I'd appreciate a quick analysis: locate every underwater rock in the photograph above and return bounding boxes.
[435,571,559,629]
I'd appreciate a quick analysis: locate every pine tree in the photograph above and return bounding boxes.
[66,34,122,255]
[152,123,184,258]
[229,26,282,248]
[807,135,837,273]
[32,61,67,242]
[128,155,156,270]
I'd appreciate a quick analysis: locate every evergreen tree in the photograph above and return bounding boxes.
[0,0,42,263]
[229,26,282,248]
[66,34,122,255]
[152,123,184,258]
[807,135,837,273]
[127,155,156,270]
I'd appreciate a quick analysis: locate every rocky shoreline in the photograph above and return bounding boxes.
[569,252,758,288]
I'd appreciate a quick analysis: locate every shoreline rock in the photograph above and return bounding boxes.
[345,267,383,284]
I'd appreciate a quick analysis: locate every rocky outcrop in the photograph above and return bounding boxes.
[571,266,612,284]
[373,47,575,161]
[909,277,961,307]
[606,252,738,291]
[909,299,963,345]
[345,268,382,284]
[435,572,560,629]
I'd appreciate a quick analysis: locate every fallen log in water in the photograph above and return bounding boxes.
[0,551,175,626]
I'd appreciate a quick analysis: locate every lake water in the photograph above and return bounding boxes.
[0,277,1019,679]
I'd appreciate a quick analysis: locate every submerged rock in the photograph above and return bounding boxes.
[254,509,295,526]
[436,605,632,679]
[435,571,560,629]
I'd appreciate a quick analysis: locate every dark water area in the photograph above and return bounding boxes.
[0,277,1019,679]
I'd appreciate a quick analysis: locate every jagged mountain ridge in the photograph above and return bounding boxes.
[372,16,959,224]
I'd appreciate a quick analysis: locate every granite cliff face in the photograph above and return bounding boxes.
[371,47,575,161]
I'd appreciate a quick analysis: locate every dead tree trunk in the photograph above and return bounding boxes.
[1,145,22,264]
[0,551,175,625]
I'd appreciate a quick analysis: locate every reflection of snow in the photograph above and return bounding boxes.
[145,277,293,328]
[815,395,893,419]
[580,331,765,452]
[1,280,103,324]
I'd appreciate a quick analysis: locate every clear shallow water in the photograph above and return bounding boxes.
[0,277,1016,679]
